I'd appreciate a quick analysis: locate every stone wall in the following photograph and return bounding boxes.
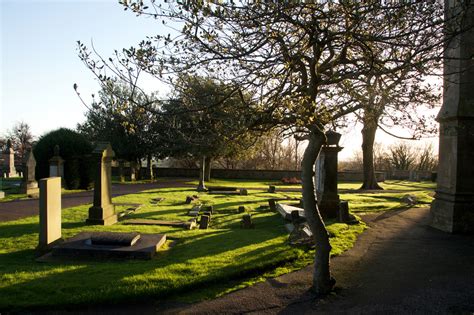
[112,167,387,182]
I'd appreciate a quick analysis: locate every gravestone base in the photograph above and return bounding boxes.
[431,196,474,234]
[35,238,64,256]
[45,232,166,261]
[318,196,340,219]
[87,204,117,226]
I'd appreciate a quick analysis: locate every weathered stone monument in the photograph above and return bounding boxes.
[86,142,117,225]
[21,149,39,196]
[431,1,474,233]
[49,145,64,181]
[37,177,62,252]
[314,130,342,218]
[2,140,18,178]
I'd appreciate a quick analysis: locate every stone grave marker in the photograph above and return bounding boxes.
[314,130,342,219]
[49,145,64,182]
[202,205,213,214]
[203,211,212,220]
[241,214,253,229]
[238,206,246,213]
[2,140,18,178]
[199,215,210,229]
[240,188,248,196]
[268,185,276,193]
[50,232,166,260]
[185,195,199,204]
[21,149,39,196]
[268,199,276,211]
[188,204,202,216]
[276,203,305,221]
[86,142,117,226]
[37,177,62,252]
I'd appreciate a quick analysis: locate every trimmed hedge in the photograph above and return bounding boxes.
[33,128,94,189]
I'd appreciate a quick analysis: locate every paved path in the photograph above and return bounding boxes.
[150,207,474,314]
[0,179,194,222]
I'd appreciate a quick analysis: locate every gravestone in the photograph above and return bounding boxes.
[86,142,117,226]
[49,145,64,181]
[241,214,253,229]
[21,149,39,196]
[276,203,305,221]
[37,177,62,252]
[240,188,248,196]
[268,185,276,193]
[2,140,18,178]
[199,215,210,229]
[188,204,202,217]
[238,206,246,213]
[430,1,474,233]
[314,130,342,219]
[268,199,276,211]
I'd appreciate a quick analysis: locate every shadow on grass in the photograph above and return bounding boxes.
[0,214,290,311]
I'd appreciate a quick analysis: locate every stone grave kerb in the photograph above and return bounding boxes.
[87,142,117,226]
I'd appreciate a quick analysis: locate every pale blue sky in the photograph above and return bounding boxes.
[1,0,439,160]
[1,0,166,137]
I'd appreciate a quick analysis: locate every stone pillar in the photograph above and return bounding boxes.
[49,145,64,183]
[314,131,343,219]
[430,1,474,233]
[37,177,62,251]
[315,145,343,219]
[86,142,117,225]
[21,149,39,197]
[3,140,18,178]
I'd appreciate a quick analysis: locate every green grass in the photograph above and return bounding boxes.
[0,179,434,310]
[0,184,365,311]
[186,178,302,189]
[339,180,436,213]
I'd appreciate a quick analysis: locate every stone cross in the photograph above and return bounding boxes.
[21,149,39,196]
[37,177,62,251]
[86,142,117,225]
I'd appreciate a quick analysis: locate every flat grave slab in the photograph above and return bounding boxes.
[276,203,305,221]
[48,232,166,260]
[123,219,195,229]
[208,190,241,195]
[208,186,238,192]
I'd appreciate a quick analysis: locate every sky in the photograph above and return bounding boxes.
[1,0,440,161]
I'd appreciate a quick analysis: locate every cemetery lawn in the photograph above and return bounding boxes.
[0,180,434,311]
[0,184,364,311]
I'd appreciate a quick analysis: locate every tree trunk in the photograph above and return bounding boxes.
[301,126,335,295]
[204,157,211,182]
[118,160,125,183]
[147,154,154,181]
[197,156,207,191]
[360,121,383,190]
[130,161,137,182]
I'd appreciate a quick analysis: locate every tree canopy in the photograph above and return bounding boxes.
[78,1,456,295]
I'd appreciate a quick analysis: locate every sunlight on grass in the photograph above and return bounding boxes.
[0,179,433,310]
